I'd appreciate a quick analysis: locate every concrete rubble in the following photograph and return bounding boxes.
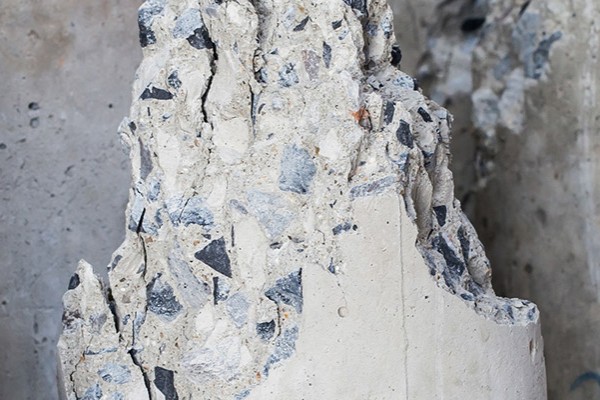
[58,0,547,398]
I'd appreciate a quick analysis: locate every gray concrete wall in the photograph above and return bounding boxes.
[0,1,139,398]
[472,3,600,398]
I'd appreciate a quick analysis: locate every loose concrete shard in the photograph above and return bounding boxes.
[58,0,546,399]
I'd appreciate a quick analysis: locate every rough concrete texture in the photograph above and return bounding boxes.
[57,0,545,399]
[0,1,139,399]
[392,0,600,399]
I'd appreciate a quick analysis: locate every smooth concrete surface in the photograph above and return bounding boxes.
[0,1,140,399]
[247,195,546,400]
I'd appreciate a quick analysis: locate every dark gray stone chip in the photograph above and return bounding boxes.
[265,269,303,313]
[343,0,367,16]
[154,366,179,400]
[68,273,80,290]
[396,120,413,148]
[213,276,230,304]
[141,87,174,100]
[167,71,182,89]
[256,320,276,341]
[187,27,214,49]
[391,45,402,67]
[195,237,232,278]
[293,16,310,31]
[432,235,466,284]
[323,42,332,68]
[139,138,153,180]
[146,274,183,320]
[433,205,447,226]
[332,221,353,235]
[383,101,395,124]
[417,107,432,122]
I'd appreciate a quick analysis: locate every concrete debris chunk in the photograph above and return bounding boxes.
[59,1,546,399]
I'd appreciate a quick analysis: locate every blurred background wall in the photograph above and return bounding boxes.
[0,0,598,399]
[0,1,138,398]
[390,1,600,399]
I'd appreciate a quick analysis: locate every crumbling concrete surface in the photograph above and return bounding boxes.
[58,0,546,398]
[392,0,600,399]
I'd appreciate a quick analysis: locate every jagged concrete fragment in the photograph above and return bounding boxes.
[59,0,546,399]
[394,1,600,398]
[57,261,149,400]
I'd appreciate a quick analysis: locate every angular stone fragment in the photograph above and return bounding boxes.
[322,42,332,68]
[68,273,80,290]
[186,27,214,50]
[168,255,211,309]
[172,8,202,38]
[173,9,215,51]
[263,326,299,376]
[350,176,397,199]
[265,270,303,313]
[256,320,276,342]
[383,101,395,124]
[81,384,103,400]
[212,276,230,305]
[332,221,353,235]
[146,274,183,321]
[343,0,367,16]
[417,106,432,122]
[226,292,250,328]
[395,120,413,148]
[247,190,294,239]
[390,44,402,66]
[278,145,316,194]
[137,0,164,47]
[293,16,310,32]
[167,71,181,89]
[167,196,213,227]
[98,363,132,385]
[140,86,173,100]
[528,31,562,79]
[195,237,232,278]
[57,262,148,399]
[154,366,178,400]
[433,205,447,226]
[139,139,153,180]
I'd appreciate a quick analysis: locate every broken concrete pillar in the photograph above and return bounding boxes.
[394,1,600,398]
[58,0,546,398]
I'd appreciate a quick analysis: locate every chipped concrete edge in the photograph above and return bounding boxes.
[57,0,542,398]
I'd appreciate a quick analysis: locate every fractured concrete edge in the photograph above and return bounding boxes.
[57,0,545,399]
